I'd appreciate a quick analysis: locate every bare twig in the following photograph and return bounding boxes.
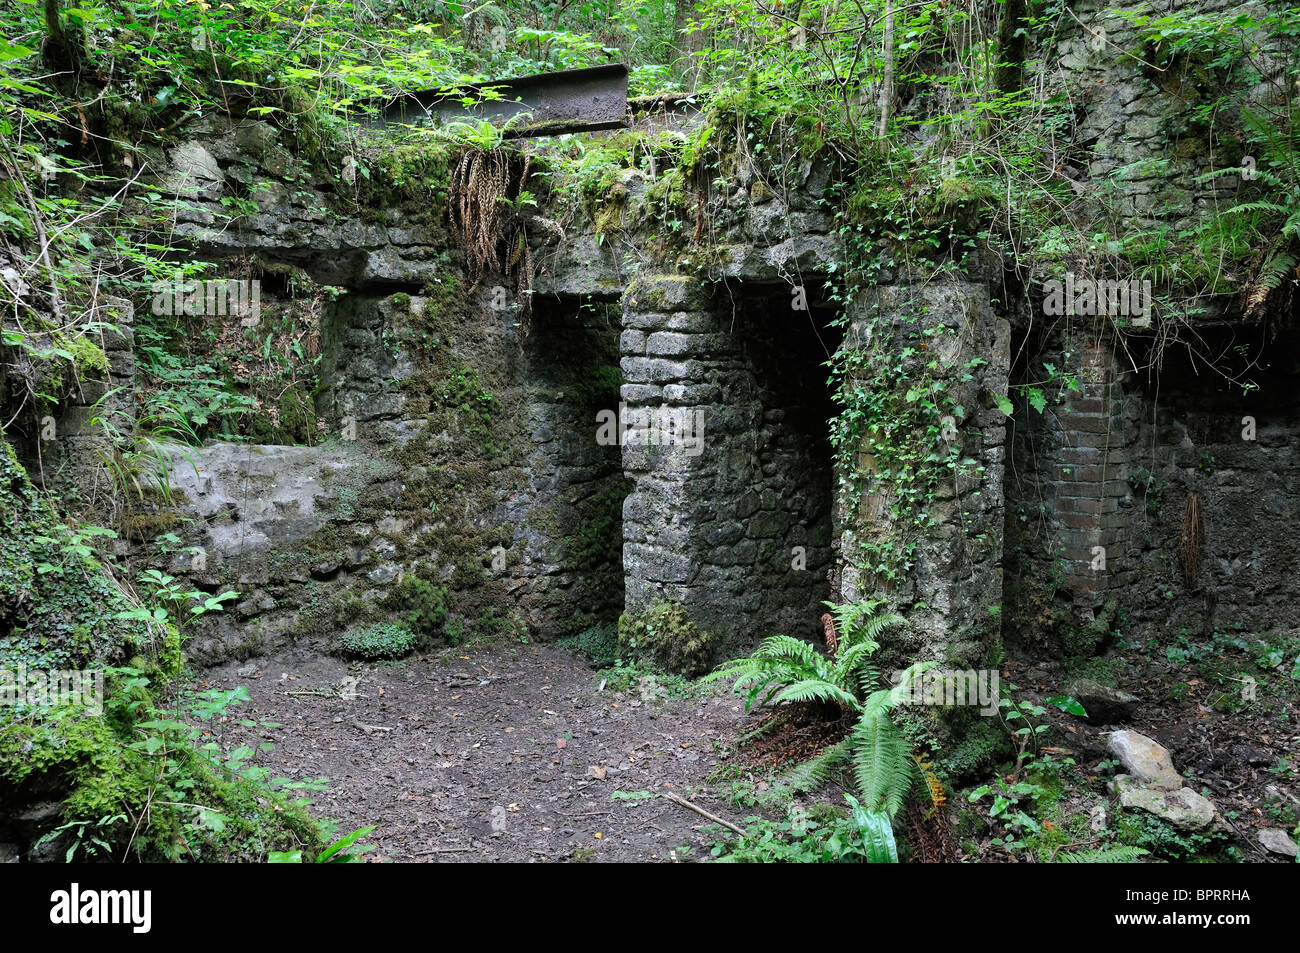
[663,791,746,836]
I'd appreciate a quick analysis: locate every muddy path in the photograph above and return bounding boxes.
[199,643,754,862]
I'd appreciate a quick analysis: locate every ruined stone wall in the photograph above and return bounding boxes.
[28,0,1297,672]
[84,115,635,662]
[1051,0,1291,246]
[1002,0,1300,655]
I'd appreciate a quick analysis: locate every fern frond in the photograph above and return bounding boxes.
[858,610,906,644]
[781,738,851,793]
[1244,247,1298,317]
[770,679,859,709]
[1223,200,1289,217]
[851,712,915,817]
[754,634,823,669]
[1058,845,1149,863]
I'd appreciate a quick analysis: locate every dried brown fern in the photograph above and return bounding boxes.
[1180,492,1204,587]
[447,147,535,326]
[820,612,838,656]
[903,794,959,863]
[915,753,947,818]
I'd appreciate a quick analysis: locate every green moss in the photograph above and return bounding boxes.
[617,600,717,678]
[934,714,1013,785]
[572,364,622,407]
[354,140,451,223]
[116,510,185,543]
[0,436,326,861]
[58,332,110,377]
[559,622,619,668]
[1070,599,1120,661]
[338,621,416,660]
[1114,809,1233,862]
[568,483,627,571]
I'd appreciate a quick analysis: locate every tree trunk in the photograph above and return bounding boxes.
[994,0,1030,96]
[876,0,895,139]
[674,0,709,89]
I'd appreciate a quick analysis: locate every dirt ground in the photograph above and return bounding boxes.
[193,629,1300,863]
[199,643,754,862]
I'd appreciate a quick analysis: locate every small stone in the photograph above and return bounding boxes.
[1116,778,1218,831]
[1069,678,1139,723]
[1258,828,1298,857]
[1107,729,1182,791]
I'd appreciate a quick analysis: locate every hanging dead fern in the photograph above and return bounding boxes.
[903,789,959,863]
[1180,492,1204,587]
[447,147,535,326]
[820,612,839,656]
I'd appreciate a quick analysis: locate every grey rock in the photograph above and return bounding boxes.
[1116,777,1219,831]
[164,142,225,199]
[1258,828,1298,857]
[1069,678,1139,723]
[1107,730,1183,791]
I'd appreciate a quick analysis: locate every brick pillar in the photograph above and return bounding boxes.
[1055,338,1131,606]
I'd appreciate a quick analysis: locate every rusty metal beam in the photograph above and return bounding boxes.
[356,64,629,138]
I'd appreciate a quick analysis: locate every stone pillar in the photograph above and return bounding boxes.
[618,274,833,652]
[619,275,752,647]
[835,282,1010,666]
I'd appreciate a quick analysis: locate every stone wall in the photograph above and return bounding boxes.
[1005,319,1300,656]
[1000,0,1300,655]
[23,2,1298,672]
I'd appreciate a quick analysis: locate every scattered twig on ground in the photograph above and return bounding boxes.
[663,791,745,836]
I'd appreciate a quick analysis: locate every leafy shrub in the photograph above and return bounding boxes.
[711,795,898,863]
[387,576,448,640]
[339,622,416,660]
[617,600,717,678]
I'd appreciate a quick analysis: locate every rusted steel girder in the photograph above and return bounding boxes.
[356,64,629,138]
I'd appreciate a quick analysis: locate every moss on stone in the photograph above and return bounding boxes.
[617,600,717,678]
[0,436,324,861]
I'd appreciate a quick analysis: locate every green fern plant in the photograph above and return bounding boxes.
[703,599,931,817]
[1057,845,1149,863]
[1207,106,1300,315]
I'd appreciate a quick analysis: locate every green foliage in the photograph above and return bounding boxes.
[1057,845,1150,863]
[617,599,717,678]
[704,599,906,712]
[711,796,898,863]
[1114,810,1232,862]
[826,304,982,583]
[339,621,417,660]
[269,826,376,864]
[569,484,626,571]
[387,576,449,642]
[705,599,928,817]
[559,622,619,668]
[0,448,328,862]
